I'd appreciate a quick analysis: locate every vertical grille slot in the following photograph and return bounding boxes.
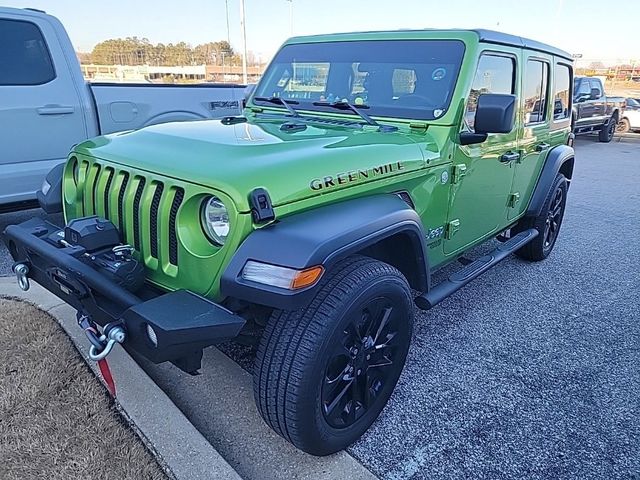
[132,178,146,251]
[149,182,164,259]
[117,172,130,236]
[168,188,184,266]
[90,164,101,214]
[103,169,115,218]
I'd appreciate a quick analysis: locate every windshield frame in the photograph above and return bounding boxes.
[251,39,467,122]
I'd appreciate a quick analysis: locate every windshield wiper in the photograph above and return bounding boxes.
[253,96,300,117]
[312,100,378,126]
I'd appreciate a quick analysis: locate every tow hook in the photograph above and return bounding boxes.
[13,263,30,291]
[77,313,126,361]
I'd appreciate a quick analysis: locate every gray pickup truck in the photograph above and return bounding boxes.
[572,76,625,142]
[0,7,245,212]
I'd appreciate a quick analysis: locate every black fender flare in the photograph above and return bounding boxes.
[526,144,574,217]
[220,194,429,310]
[36,163,64,214]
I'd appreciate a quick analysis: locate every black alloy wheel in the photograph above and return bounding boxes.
[254,255,414,456]
[322,296,405,429]
[542,185,564,255]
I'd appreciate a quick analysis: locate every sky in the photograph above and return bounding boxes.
[4,0,639,64]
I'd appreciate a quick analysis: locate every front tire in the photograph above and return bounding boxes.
[599,115,617,142]
[514,173,568,261]
[253,255,414,456]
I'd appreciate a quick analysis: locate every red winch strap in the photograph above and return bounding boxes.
[97,358,116,397]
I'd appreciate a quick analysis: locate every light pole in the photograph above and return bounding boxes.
[239,0,248,84]
[225,0,231,45]
[286,0,293,36]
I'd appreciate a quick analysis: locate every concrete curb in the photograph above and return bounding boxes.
[0,277,242,480]
[140,347,380,480]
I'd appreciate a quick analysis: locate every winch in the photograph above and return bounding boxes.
[61,216,145,292]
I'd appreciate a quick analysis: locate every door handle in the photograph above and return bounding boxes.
[37,105,75,115]
[500,151,520,163]
[535,143,550,152]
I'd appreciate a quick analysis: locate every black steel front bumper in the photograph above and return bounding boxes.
[3,218,245,372]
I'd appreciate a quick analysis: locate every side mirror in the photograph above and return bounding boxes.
[590,88,600,100]
[460,93,516,145]
[242,84,256,108]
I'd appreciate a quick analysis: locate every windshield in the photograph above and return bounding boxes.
[253,39,466,121]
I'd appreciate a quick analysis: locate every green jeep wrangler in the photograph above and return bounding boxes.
[4,29,575,456]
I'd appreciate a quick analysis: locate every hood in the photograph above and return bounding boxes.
[75,117,433,212]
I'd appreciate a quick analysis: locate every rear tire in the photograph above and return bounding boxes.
[514,174,568,261]
[253,255,414,456]
[599,115,617,142]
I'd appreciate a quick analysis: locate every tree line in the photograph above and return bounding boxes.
[82,37,250,66]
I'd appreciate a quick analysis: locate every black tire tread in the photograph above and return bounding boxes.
[515,173,567,261]
[253,255,412,451]
[599,114,617,142]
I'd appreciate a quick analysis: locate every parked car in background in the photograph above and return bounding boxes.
[572,76,625,142]
[0,7,244,212]
[618,98,640,133]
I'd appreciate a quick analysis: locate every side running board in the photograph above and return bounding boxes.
[415,228,538,310]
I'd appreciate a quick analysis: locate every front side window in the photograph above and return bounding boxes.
[464,54,515,131]
[589,79,602,99]
[524,60,549,125]
[0,19,55,85]
[574,78,590,98]
[553,63,572,120]
[254,39,466,121]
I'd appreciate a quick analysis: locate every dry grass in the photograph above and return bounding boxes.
[0,298,168,480]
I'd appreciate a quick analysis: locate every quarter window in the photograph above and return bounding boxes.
[465,54,515,131]
[0,19,55,86]
[553,64,572,120]
[524,60,549,125]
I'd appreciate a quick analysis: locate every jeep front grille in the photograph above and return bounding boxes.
[80,161,185,269]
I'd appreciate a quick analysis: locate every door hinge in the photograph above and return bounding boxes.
[508,192,520,208]
[451,164,467,184]
[445,219,460,239]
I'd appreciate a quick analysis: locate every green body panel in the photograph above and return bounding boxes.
[62,29,572,300]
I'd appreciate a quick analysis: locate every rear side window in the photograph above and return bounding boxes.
[553,64,572,120]
[0,19,55,86]
[524,59,549,125]
[465,54,515,131]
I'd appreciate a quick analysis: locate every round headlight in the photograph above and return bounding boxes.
[201,196,230,245]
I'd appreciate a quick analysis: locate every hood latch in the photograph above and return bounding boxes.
[249,188,276,224]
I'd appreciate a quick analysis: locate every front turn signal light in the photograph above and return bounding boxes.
[291,266,324,289]
[241,261,324,290]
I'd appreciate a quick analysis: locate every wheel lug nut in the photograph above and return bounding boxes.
[366,354,370,360]
[357,369,362,375]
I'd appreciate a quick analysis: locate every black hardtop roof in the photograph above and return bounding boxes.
[472,29,573,61]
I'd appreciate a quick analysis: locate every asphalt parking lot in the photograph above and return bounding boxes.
[1,135,638,479]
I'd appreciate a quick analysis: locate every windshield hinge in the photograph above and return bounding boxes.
[451,164,467,184]
[507,192,521,208]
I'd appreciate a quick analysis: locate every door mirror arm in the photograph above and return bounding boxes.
[459,132,488,145]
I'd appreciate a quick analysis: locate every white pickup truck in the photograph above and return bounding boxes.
[0,7,245,211]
